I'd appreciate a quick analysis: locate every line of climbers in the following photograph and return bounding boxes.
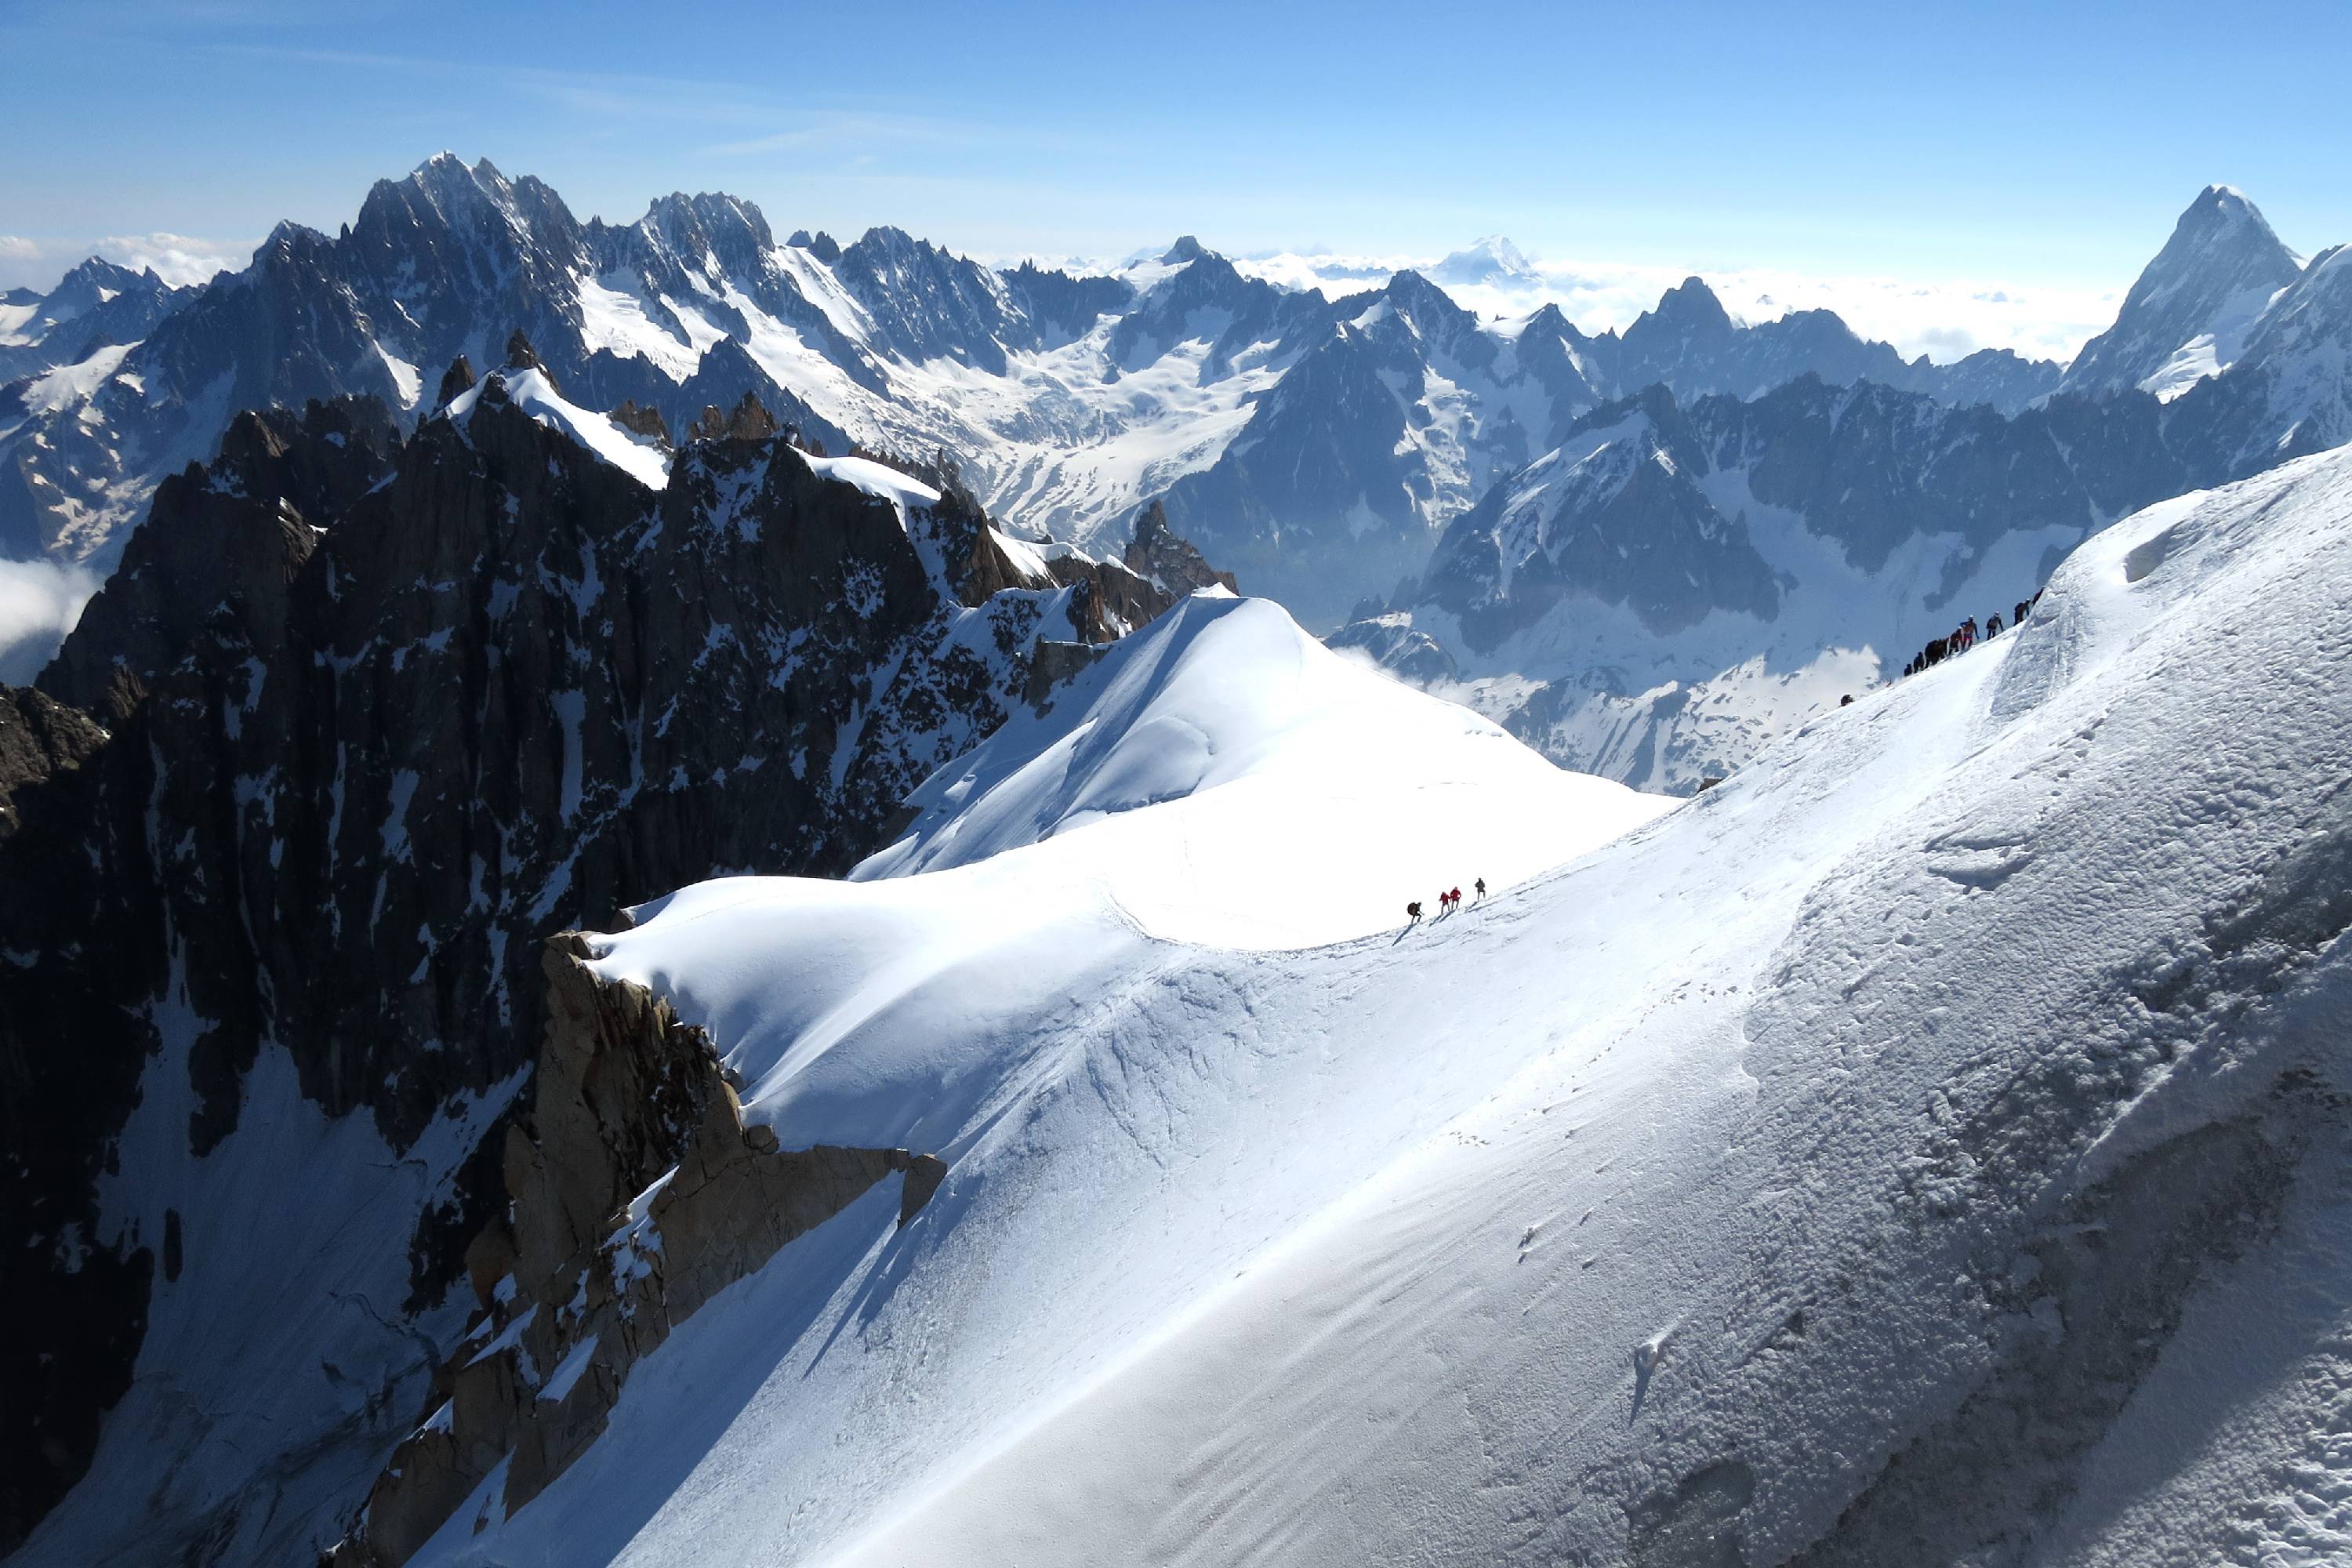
[1901,589,2045,679]
[1406,877,1486,925]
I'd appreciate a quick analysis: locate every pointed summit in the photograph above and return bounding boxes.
[1620,276,1735,364]
[2060,185,2303,398]
[1161,235,1210,266]
[1651,276,1733,328]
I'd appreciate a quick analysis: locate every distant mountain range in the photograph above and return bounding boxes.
[9,165,2352,791]
[1346,184,2352,789]
[2,156,2056,612]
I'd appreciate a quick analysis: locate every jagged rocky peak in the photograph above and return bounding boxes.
[1639,274,1737,338]
[639,189,775,278]
[503,328,546,376]
[2060,183,2304,397]
[1382,267,1486,351]
[610,398,672,445]
[42,397,403,712]
[1127,498,1239,597]
[1161,234,1212,265]
[434,354,477,408]
[786,227,843,263]
[687,390,777,443]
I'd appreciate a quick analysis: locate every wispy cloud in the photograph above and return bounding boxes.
[0,230,252,292]
[0,558,100,684]
[696,110,1007,160]
[99,231,251,285]
[1235,247,2120,365]
[202,41,800,131]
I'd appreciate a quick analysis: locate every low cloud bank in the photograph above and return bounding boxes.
[0,557,100,685]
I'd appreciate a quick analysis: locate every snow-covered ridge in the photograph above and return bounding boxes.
[415,437,2352,1567]
[446,366,671,491]
[844,591,1668,949]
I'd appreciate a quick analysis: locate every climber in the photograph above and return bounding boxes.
[2015,597,2031,626]
[1450,886,1462,911]
[1474,877,1486,902]
[1406,900,1422,922]
[1840,693,1853,706]
[1987,612,2004,637]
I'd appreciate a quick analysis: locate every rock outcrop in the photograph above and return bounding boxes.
[325,935,947,1566]
[0,684,107,837]
[1124,498,1239,599]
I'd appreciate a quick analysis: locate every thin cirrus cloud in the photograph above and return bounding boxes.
[695,109,1073,162]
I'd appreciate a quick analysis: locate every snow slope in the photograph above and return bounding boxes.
[447,367,671,490]
[392,434,2352,1568]
[850,590,1668,949]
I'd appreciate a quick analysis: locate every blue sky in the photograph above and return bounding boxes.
[4,0,2347,349]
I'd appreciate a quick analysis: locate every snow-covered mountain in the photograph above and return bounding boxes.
[0,365,1232,1564]
[0,259,194,386]
[1345,375,2203,789]
[307,438,2352,1567]
[1336,184,2352,794]
[1,156,2066,636]
[2059,184,2303,401]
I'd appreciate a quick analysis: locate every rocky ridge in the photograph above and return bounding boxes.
[5,154,2066,621]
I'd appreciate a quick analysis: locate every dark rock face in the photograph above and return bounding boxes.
[997,260,1136,349]
[1417,385,1778,646]
[830,225,1031,375]
[0,684,107,836]
[324,935,949,1568]
[0,392,1222,1561]
[42,397,404,710]
[2060,184,2304,397]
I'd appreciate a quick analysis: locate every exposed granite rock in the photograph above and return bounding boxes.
[503,328,549,383]
[40,397,401,711]
[0,685,107,838]
[687,389,778,443]
[608,398,672,445]
[325,935,948,1567]
[434,354,477,409]
[1124,498,1239,598]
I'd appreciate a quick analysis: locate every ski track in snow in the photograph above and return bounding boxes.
[384,443,2352,1568]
